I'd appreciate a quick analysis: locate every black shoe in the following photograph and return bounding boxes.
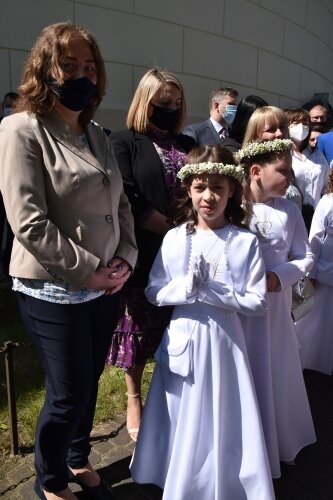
[34,479,47,500]
[68,468,114,499]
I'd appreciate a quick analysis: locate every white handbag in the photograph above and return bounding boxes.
[291,276,315,322]
[154,321,196,378]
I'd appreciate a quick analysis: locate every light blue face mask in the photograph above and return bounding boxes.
[223,104,237,124]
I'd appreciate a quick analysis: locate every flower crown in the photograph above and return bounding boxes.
[235,139,293,161]
[177,162,245,182]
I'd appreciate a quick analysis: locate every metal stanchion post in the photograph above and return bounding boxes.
[4,341,19,455]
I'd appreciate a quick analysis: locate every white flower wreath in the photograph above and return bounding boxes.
[177,162,245,182]
[235,139,293,161]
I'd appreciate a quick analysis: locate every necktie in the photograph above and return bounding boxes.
[219,127,227,140]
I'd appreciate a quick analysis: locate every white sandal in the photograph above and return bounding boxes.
[126,392,142,442]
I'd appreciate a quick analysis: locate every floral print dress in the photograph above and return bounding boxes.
[106,130,188,369]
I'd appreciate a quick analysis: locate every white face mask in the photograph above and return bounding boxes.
[289,123,309,142]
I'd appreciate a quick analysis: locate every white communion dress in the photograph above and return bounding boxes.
[242,198,316,478]
[130,223,275,500]
[296,194,333,375]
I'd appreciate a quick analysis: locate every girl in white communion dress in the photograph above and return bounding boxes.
[296,167,333,375]
[237,139,316,479]
[130,145,275,500]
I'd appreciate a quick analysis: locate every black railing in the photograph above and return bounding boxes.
[1,341,22,455]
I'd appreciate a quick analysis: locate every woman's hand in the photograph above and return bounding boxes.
[105,257,131,294]
[143,209,172,235]
[84,258,131,294]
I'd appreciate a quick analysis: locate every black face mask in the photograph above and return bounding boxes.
[149,104,181,131]
[49,76,97,111]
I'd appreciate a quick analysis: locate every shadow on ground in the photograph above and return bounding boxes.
[1,369,333,499]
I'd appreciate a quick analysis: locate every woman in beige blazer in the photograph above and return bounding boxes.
[0,23,137,500]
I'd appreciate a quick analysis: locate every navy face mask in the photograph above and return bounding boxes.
[150,104,181,131]
[49,76,97,111]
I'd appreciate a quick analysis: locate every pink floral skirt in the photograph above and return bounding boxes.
[106,287,172,370]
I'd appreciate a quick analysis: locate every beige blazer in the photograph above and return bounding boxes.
[0,111,137,289]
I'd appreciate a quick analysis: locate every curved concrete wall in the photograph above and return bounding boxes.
[1,0,332,130]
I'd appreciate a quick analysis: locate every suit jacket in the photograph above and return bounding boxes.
[220,136,241,153]
[0,111,137,289]
[183,118,224,146]
[110,129,195,287]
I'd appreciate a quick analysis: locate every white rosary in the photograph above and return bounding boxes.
[191,226,233,282]
[185,225,234,300]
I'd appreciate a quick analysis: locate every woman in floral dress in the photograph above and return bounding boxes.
[106,68,195,441]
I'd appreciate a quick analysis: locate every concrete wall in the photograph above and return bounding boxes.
[1,0,333,130]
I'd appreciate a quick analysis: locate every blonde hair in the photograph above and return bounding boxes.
[242,106,289,146]
[15,22,106,126]
[126,68,186,134]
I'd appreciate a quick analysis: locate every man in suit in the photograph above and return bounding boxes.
[183,87,238,146]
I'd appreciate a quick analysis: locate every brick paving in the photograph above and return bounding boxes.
[1,369,333,499]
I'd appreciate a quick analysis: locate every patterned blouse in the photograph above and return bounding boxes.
[148,129,188,203]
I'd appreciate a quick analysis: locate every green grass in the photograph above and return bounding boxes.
[0,288,154,453]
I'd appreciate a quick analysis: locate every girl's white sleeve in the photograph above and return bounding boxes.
[145,230,196,306]
[272,204,314,288]
[309,197,333,284]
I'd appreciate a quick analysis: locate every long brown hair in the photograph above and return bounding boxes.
[14,22,106,126]
[171,145,248,232]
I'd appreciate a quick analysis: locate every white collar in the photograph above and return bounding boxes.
[210,117,225,133]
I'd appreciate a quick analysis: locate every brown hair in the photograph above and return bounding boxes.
[325,167,333,194]
[126,67,186,134]
[209,87,239,110]
[171,145,248,231]
[310,123,329,134]
[14,22,106,126]
[284,108,310,126]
